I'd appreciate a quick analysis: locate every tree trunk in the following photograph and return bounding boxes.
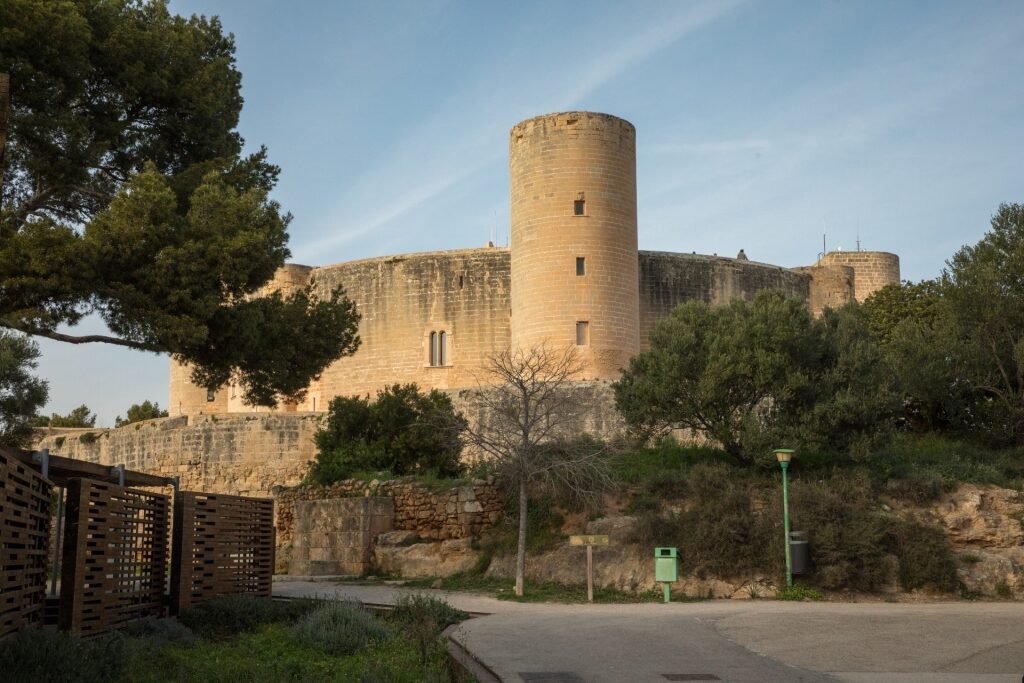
[515,478,527,596]
[0,73,9,194]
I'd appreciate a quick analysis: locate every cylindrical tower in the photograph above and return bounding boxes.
[168,359,228,417]
[817,251,900,301]
[509,111,640,379]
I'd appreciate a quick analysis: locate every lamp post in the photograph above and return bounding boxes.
[775,448,795,588]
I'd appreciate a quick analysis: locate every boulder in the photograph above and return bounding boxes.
[373,538,480,578]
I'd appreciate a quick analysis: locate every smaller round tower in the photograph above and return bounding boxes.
[817,251,900,301]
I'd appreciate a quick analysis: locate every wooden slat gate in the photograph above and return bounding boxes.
[0,450,52,639]
[170,492,275,614]
[59,479,169,636]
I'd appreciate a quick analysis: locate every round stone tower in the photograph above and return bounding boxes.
[817,251,900,301]
[509,111,640,379]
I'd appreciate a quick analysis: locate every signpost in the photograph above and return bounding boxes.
[569,534,609,602]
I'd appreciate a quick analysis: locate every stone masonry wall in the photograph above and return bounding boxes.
[638,252,811,348]
[275,478,503,551]
[818,251,900,302]
[289,497,394,576]
[34,413,321,497]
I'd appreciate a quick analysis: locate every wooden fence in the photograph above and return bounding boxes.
[170,492,275,614]
[0,450,52,639]
[59,479,170,636]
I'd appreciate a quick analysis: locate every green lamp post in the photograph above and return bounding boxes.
[775,448,795,588]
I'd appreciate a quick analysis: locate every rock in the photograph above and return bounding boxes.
[585,515,637,544]
[463,501,484,513]
[373,538,480,578]
[431,578,443,589]
[376,530,420,547]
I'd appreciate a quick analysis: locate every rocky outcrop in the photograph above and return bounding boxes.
[374,537,479,578]
[910,485,1024,596]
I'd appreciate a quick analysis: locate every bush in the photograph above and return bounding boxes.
[893,521,958,592]
[178,595,322,640]
[777,584,823,601]
[123,617,195,645]
[389,594,467,664]
[309,384,466,484]
[291,602,391,656]
[0,628,135,683]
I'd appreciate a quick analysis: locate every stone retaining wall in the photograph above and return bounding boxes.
[274,478,503,572]
[289,497,394,576]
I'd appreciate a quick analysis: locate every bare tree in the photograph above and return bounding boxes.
[463,343,612,596]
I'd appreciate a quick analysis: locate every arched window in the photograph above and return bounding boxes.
[429,330,448,367]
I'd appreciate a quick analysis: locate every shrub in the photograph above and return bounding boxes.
[995,581,1013,598]
[389,594,467,664]
[893,521,958,592]
[0,628,135,683]
[178,595,322,639]
[960,553,982,564]
[309,384,466,484]
[123,617,195,645]
[291,601,391,655]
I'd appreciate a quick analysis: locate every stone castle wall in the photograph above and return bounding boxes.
[34,413,321,497]
[638,252,810,348]
[792,264,856,317]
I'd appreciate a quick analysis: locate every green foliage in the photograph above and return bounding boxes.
[893,521,959,592]
[0,330,47,446]
[776,584,824,601]
[33,403,96,428]
[960,553,982,564]
[614,292,898,464]
[626,461,962,594]
[115,400,168,426]
[79,431,97,444]
[309,384,466,483]
[123,618,195,646]
[995,580,1013,598]
[863,280,945,346]
[177,595,322,640]
[291,601,390,656]
[0,0,360,406]
[0,628,137,683]
[389,594,467,664]
[477,496,565,557]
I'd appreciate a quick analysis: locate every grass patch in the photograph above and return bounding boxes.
[777,584,824,601]
[960,553,982,564]
[403,574,673,603]
[0,598,471,683]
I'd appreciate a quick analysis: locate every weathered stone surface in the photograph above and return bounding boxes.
[289,497,394,576]
[377,531,421,547]
[374,538,480,578]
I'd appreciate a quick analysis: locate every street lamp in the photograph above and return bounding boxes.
[775,448,795,588]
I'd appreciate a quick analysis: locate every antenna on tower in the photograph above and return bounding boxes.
[856,231,861,252]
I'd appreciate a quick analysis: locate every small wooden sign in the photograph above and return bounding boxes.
[569,534,609,547]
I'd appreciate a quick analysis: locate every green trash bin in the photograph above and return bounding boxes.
[655,547,678,582]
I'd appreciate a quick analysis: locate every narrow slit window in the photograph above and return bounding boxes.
[439,331,447,366]
[574,199,585,216]
[429,331,438,366]
[576,256,586,276]
[576,321,590,346]
[206,389,216,403]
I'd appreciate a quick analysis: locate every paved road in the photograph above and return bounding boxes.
[274,579,1024,682]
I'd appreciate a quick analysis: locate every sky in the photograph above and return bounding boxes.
[32,0,1024,426]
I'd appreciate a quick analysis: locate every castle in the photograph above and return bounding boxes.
[169,111,900,417]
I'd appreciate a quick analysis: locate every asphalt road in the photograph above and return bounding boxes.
[274,579,1024,682]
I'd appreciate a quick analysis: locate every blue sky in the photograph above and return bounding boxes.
[34,0,1024,426]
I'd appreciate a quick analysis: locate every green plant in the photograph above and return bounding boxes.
[623,492,660,514]
[995,581,1013,598]
[123,618,195,645]
[960,553,982,564]
[54,436,65,448]
[178,595,322,640]
[893,521,958,592]
[776,584,823,601]
[291,602,390,656]
[389,594,467,664]
[0,628,136,683]
[309,384,466,484]
[79,432,97,444]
